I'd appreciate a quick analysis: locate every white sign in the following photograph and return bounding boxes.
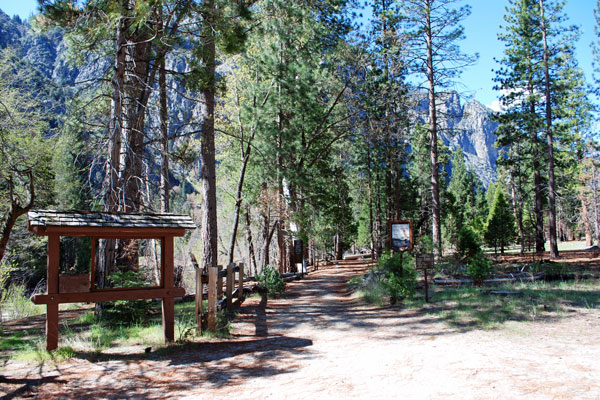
[390,221,412,250]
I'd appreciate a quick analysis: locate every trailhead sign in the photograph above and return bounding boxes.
[390,220,413,251]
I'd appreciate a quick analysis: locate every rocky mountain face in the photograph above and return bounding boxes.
[413,91,499,188]
[0,9,500,187]
[0,9,202,155]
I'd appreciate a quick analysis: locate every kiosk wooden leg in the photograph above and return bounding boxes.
[162,298,175,342]
[46,234,60,351]
[162,236,175,343]
[46,302,59,351]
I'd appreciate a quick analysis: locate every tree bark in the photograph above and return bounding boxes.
[159,55,170,213]
[509,166,525,254]
[200,0,219,272]
[0,173,34,264]
[593,164,600,247]
[243,206,258,275]
[425,0,442,258]
[227,153,250,265]
[580,193,593,246]
[540,0,559,258]
[529,94,545,253]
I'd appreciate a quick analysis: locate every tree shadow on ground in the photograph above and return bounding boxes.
[257,263,600,339]
[397,281,600,333]
[0,375,67,400]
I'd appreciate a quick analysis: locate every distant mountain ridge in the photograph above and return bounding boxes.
[413,91,499,188]
[0,9,500,187]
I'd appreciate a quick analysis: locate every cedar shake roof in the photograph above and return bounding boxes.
[28,210,196,230]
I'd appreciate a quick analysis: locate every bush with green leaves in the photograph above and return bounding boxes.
[456,226,482,261]
[466,255,491,285]
[102,267,152,324]
[377,252,417,303]
[256,265,285,298]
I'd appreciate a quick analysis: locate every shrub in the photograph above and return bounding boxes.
[102,268,152,324]
[456,226,482,260]
[466,255,491,285]
[256,265,285,298]
[377,252,417,303]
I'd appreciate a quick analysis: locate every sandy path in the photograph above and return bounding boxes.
[1,261,599,399]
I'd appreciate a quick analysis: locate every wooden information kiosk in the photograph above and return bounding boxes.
[28,210,195,351]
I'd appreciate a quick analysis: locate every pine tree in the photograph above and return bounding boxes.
[218,0,354,271]
[484,189,517,255]
[495,0,583,257]
[400,0,477,257]
[447,148,487,246]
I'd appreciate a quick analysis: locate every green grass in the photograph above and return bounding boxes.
[493,240,589,254]
[0,331,35,351]
[350,266,599,330]
[422,279,599,329]
[0,299,234,364]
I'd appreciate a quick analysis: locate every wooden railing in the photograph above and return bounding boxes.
[190,254,244,333]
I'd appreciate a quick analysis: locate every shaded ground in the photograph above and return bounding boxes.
[1,260,599,399]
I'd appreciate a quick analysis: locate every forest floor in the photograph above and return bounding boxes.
[1,259,599,399]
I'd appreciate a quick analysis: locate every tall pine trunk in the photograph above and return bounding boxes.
[200,0,219,273]
[159,56,170,214]
[529,94,545,253]
[425,2,442,258]
[509,167,525,254]
[540,0,559,258]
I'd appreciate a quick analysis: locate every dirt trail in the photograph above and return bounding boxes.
[1,261,599,399]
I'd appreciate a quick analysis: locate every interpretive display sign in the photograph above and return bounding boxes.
[389,220,413,251]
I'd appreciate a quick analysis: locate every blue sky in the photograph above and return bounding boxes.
[1,0,597,110]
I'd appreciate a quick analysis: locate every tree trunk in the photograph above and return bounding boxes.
[509,167,525,254]
[540,0,558,258]
[425,1,442,258]
[529,95,545,253]
[97,11,127,289]
[366,143,375,260]
[200,0,219,272]
[243,206,258,275]
[0,174,34,264]
[159,56,170,213]
[593,164,600,247]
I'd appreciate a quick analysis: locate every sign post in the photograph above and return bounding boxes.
[416,253,434,302]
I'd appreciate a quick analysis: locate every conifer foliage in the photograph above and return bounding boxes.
[484,189,517,255]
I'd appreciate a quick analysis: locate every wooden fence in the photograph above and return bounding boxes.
[187,255,336,333]
[190,255,244,333]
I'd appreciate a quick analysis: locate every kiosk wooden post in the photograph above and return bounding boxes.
[46,234,60,351]
[161,236,175,342]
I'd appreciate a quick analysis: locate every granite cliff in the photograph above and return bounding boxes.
[413,91,499,187]
[0,9,499,187]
